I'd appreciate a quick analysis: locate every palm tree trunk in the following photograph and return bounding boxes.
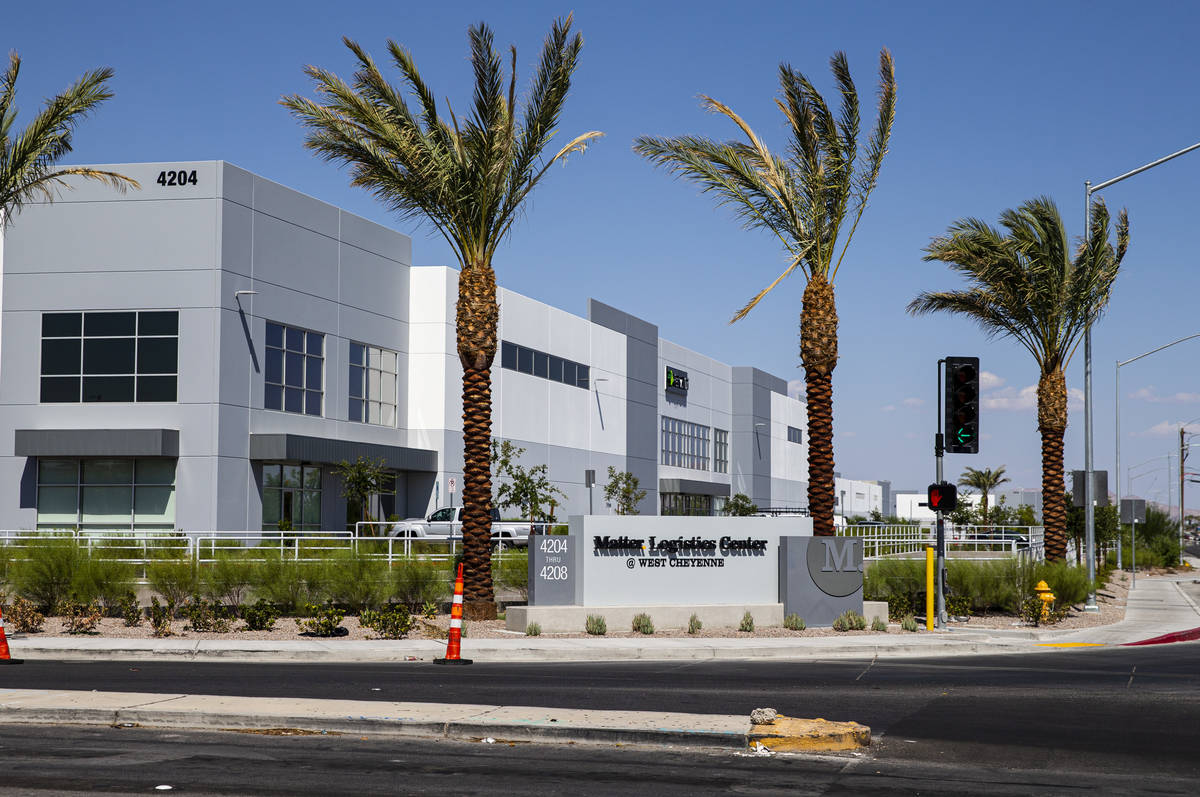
[456,262,500,620]
[801,277,838,536]
[1038,369,1068,561]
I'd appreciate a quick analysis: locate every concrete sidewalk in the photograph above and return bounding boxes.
[7,567,1198,664]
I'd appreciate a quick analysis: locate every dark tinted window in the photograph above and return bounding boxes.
[533,351,548,378]
[548,355,563,383]
[41,339,81,375]
[576,364,589,389]
[265,384,282,410]
[498,339,591,391]
[136,376,176,402]
[284,387,303,413]
[137,338,177,374]
[84,312,135,337]
[562,360,576,387]
[83,376,134,402]
[501,341,517,370]
[517,346,533,374]
[350,342,365,366]
[265,349,283,384]
[41,376,80,403]
[42,313,81,337]
[138,311,178,335]
[266,322,283,348]
[83,339,135,374]
[285,327,304,352]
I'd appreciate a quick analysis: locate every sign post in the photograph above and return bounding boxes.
[448,476,456,505]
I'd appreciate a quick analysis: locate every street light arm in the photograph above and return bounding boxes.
[1091,141,1200,194]
[1118,333,1200,368]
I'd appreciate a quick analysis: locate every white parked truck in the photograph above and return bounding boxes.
[387,506,531,548]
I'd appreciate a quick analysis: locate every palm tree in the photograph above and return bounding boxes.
[957,465,1010,524]
[282,18,600,619]
[635,51,896,536]
[909,197,1129,561]
[1,52,137,226]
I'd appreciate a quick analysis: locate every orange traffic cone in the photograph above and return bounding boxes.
[0,604,24,665]
[435,563,472,665]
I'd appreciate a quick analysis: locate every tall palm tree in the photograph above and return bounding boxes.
[1,52,137,226]
[282,18,600,618]
[957,465,1010,524]
[909,197,1129,561]
[635,51,896,535]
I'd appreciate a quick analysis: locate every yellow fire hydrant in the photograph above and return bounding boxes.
[1034,580,1055,623]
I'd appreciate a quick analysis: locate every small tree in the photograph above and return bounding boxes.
[490,439,526,516]
[603,466,646,515]
[332,456,389,530]
[725,493,758,517]
[491,439,565,531]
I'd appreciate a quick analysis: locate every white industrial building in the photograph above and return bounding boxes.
[0,161,809,532]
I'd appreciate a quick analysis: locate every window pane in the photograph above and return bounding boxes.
[381,404,395,427]
[350,342,365,366]
[83,338,135,374]
[367,369,380,402]
[501,341,517,370]
[349,398,363,422]
[349,365,363,398]
[84,311,135,337]
[262,465,282,489]
[37,486,78,524]
[303,467,321,489]
[306,333,323,356]
[548,355,563,383]
[138,311,178,336]
[265,384,282,410]
[304,391,322,416]
[301,490,322,525]
[533,351,548,378]
[136,459,175,485]
[261,489,281,527]
[368,347,381,369]
[39,459,78,485]
[83,459,134,484]
[284,387,303,413]
[576,364,589,389]
[284,352,304,387]
[41,376,80,403]
[136,375,176,402]
[266,322,283,348]
[137,338,177,374]
[134,486,175,523]
[381,373,395,403]
[82,376,134,402]
[81,485,133,523]
[561,361,576,387]
[305,357,322,390]
[265,349,283,384]
[42,312,81,337]
[41,339,81,375]
[368,401,380,424]
[517,347,533,374]
[285,327,304,352]
[381,351,396,372]
[282,465,302,488]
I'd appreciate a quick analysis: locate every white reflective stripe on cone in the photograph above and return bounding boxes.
[450,618,462,629]
[452,594,463,604]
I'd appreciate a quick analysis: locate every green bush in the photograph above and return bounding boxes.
[739,611,755,632]
[946,559,1019,614]
[323,550,388,613]
[391,559,451,610]
[241,599,280,631]
[900,616,920,632]
[12,536,85,611]
[526,622,542,636]
[493,551,529,599]
[885,593,913,621]
[631,612,654,635]
[300,603,345,637]
[147,556,198,610]
[118,593,142,627]
[1024,561,1091,607]
[249,553,309,614]
[60,600,102,634]
[184,596,232,633]
[871,616,888,632]
[75,544,136,612]
[421,600,439,619]
[200,552,253,613]
[149,597,173,637]
[360,605,413,639]
[585,614,606,635]
[832,610,867,632]
[8,596,44,633]
[688,613,702,634]
[946,595,971,618]
[783,613,806,631]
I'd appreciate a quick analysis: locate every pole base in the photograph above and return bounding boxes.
[434,658,473,665]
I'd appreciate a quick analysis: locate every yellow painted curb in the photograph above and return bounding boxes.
[1036,642,1106,648]
[747,715,871,753]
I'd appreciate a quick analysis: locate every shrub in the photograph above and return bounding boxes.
[885,593,913,622]
[249,554,308,614]
[12,536,83,611]
[871,616,888,632]
[739,611,755,633]
[147,556,198,610]
[76,544,136,612]
[946,595,971,618]
[360,605,413,639]
[200,552,253,613]
[61,600,103,634]
[946,559,1019,614]
[300,603,345,637]
[184,596,232,633]
[391,559,451,611]
[421,600,439,619]
[585,614,607,635]
[631,613,654,635]
[324,550,388,613]
[526,622,542,636]
[8,596,44,633]
[1029,562,1091,607]
[784,613,806,631]
[832,610,867,632]
[118,593,142,627]
[493,551,529,600]
[901,615,920,632]
[688,613,702,634]
[241,599,280,631]
[149,598,173,637]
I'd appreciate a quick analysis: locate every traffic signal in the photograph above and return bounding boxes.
[945,356,980,454]
[927,482,958,512]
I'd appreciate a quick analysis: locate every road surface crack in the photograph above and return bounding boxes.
[855,653,878,682]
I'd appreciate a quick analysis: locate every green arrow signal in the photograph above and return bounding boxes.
[956,427,973,443]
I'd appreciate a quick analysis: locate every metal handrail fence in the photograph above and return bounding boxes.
[841,524,1046,562]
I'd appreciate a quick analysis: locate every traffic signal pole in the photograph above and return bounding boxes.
[935,359,947,629]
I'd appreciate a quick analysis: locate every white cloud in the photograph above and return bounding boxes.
[980,371,1005,391]
[982,384,1083,412]
[1129,386,1200,404]
[882,405,896,413]
[902,397,925,407]
[787,379,804,401]
[1144,420,1200,437]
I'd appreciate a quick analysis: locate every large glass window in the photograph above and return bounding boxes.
[661,493,714,516]
[40,311,178,403]
[349,342,398,426]
[500,340,589,389]
[661,416,710,470]
[713,428,729,474]
[265,322,324,416]
[787,426,803,444]
[35,458,176,532]
[261,463,323,531]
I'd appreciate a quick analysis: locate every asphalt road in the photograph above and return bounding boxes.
[2,644,1199,793]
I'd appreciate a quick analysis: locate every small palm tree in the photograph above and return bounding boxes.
[283,18,600,618]
[957,466,1010,524]
[909,197,1129,561]
[1,52,137,226]
[635,50,896,536]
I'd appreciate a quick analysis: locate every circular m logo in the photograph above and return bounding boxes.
[806,538,863,597]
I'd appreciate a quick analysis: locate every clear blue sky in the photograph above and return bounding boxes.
[8,1,1200,507]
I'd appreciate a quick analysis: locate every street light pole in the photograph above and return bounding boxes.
[1084,140,1200,610]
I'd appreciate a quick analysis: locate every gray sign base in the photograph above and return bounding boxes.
[506,604,784,634]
